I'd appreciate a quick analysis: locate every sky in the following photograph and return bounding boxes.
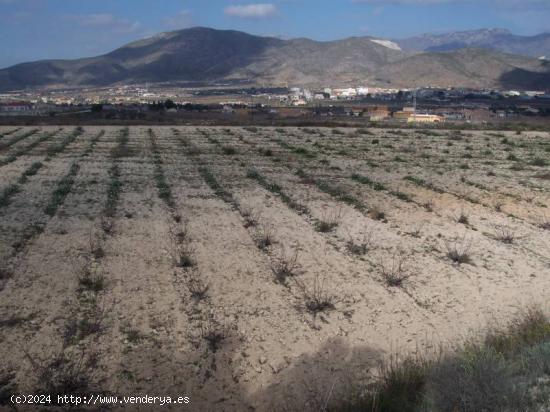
[1,0,549,68]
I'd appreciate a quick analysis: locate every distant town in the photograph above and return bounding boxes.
[1,84,550,126]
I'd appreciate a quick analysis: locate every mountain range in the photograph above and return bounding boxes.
[396,29,550,59]
[0,27,549,92]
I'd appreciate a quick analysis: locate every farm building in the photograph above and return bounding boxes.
[407,114,444,123]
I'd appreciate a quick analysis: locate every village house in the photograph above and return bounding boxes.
[365,105,390,121]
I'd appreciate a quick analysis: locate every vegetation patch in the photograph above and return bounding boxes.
[445,237,473,264]
[297,169,367,213]
[221,145,238,155]
[0,184,20,208]
[18,162,43,184]
[247,169,309,214]
[110,127,130,158]
[351,174,386,191]
[0,127,21,140]
[403,175,445,193]
[148,129,176,209]
[332,308,550,412]
[103,164,122,219]
[44,163,80,216]
[46,127,83,159]
[0,128,39,151]
[199,167,238,208]
[0,129,59,166]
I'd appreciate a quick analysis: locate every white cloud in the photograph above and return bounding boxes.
[63,14,141,34]
[225,3,278,18]
[162,10,193,29]
[353,0,456,3]
[352,0,550,7]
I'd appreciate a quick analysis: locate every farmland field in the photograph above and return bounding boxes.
[0,125,549,410]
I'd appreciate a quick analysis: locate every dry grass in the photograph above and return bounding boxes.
[346,228,373,256]
[254,225,275,250]
[271,248,300,284]
[169,225,196,269]
[25,347,98,399]
[380,253,412,288]
[457,211,470,225]
[199,316,231,353]
[493,225,517,244]
[296,275,336,316]
[187,270,209,301]
[445,236,473,265]
[241,206,261,228]
[334,308,550,412]
[315,209,342,233]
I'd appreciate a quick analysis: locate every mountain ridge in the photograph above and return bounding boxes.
[0,26,549,91]
[396,28,550,59]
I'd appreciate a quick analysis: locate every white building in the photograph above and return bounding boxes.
[334,88,357,98]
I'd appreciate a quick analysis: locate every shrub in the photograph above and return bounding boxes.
[175,244,195,269]
[0,369,16,404]
[26,349,97,399]
[423,200,434,212]
[271,248,300,284]
[331,308,550,412]
[200,317,230,352]
[493,225,516,244]
[221,146,237,155]
[425,347,526,412]
[254,225,274,250]
[522,341,550,376]
[485,307,550,354]
[445,237,473,264]
[530,158,548,167]
[298,275,335,316]
[346,230,372,256]
[0,184,20,208]
[315,209,341,233]
[369,205,386,221]
[187,270,209,301]
[380,254,411,287]
[457,212,469,225]
[78,266,106,293]
[0,264,13,291]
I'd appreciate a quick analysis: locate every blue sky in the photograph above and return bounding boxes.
[1,0,549,68]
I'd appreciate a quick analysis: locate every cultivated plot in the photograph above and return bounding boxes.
[0,125,549,410]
